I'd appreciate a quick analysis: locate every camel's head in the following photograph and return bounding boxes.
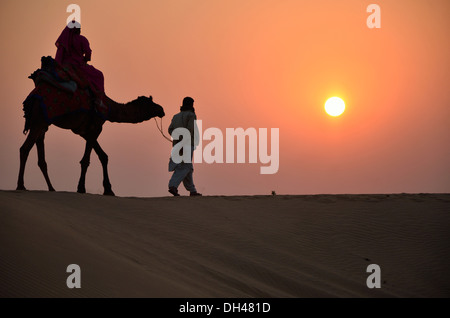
[141,96,165,119]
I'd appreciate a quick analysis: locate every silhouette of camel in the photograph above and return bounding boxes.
[17,93,165,196]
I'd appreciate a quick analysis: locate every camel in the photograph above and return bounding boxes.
[17,90,165,196]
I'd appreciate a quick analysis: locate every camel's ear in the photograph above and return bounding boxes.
[149,95,153,102]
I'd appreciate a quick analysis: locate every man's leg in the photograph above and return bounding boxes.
[182,166,197,193]
[168,163,191,195]
[183,164,202,196]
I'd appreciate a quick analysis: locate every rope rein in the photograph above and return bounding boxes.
[154,117,172,143]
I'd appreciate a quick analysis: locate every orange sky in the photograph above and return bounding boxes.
[0,0,449,197]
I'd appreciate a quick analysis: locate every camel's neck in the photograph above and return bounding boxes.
[106,96,152,124]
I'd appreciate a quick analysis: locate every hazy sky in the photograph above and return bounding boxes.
[0,0,449,197]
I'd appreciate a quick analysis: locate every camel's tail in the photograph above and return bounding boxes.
[22,99,32,135]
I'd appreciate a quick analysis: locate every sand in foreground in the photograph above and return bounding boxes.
[0,191,449,297]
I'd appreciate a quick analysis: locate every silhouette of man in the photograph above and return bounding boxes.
[168,97,202,197]
[55,21,105,101]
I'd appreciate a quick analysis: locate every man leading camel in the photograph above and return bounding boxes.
[168,97,202,197]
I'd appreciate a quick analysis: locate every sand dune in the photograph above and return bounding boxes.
[0,190,449,298]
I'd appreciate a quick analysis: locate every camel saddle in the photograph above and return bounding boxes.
[23,56,109,123]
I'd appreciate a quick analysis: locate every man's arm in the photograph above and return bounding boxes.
[81,36,92,62]
[187,113,199,147]
[55,46,64,64]
[193,115,200,147]
[168,119,175,136]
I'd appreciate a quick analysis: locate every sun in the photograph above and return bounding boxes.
[325,97,345,117]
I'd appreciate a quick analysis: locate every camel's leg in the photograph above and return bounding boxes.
[77,141,93,194]
[93,141,115,196]
[17,128,42,190]
[36,134,55,192]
